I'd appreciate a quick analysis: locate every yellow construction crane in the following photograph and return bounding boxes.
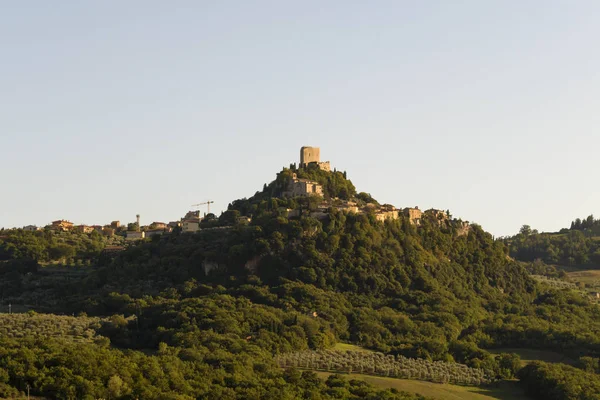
[191,200,214,215]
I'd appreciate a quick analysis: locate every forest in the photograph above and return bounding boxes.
[504,217,600,267]
[2,167,600,399]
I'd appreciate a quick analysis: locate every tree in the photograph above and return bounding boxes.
[107,375,125,399]
[519,225,532,237]
[48,244,75,262]
[497,353,521,378]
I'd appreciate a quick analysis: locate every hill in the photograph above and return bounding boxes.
[504,218,600,268]
[2,161,600,398]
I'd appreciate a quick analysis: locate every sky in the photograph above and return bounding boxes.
[1,1,599,237]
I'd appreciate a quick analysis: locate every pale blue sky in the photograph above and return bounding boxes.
[1,1,599,236]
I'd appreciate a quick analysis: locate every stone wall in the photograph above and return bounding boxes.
[317,161,331,172]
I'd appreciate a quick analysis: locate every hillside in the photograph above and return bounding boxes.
[2,165,600,398]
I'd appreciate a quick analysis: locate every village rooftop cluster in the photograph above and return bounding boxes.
[20,209,219,241]
[19,147,468,240]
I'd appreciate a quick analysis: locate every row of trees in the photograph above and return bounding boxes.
[570,214,600,234]
[276,349,492,385]
[0,312,100,342]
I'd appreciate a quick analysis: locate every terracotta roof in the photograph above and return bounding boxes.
[103,246,125,251]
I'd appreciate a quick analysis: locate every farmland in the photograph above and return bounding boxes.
[487,348,575,366]
[314,372,528,400]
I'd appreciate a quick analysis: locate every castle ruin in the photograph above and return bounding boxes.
[300,146,331,171]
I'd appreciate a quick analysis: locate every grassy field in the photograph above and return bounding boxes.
[566,269,600,286]
[333,342,374,352]
[314,372,529,400]
[488,347,576,366]
[556,267,600,302]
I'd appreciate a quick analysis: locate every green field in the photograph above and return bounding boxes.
[488,347,575,366]
[314,372,529,400]
[566,269,600,286]
[333,342,374,352]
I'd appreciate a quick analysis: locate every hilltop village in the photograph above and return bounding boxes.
[18,147,469,241]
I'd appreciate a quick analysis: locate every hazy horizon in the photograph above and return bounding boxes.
[2,1,599,237]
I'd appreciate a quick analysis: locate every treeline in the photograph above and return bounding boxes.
[0,229,122,264]
[505,225,600,266]
[518,361,600,400]
[570,214,600,235]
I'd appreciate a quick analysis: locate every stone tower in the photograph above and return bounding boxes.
[299,146,331,171]
[300,146,321,166]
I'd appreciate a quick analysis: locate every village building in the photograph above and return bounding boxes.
[338,200,359,214]
[102,245,125,255]
[283,173,323,197]
[145,229,166,237]
[403,207,423,226]
[341,205,359,213]
[126,231,145,240]
[375,209,400,222]
[110,221,121,229]
[75,225,94,234]
[51,220,74,231]
[23,225,40,231]
[182,219,200,233]
[425,209,449,220]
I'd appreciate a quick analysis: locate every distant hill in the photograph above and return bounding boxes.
[504,217,600,267]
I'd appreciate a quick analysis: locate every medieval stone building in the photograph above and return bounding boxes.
[300,146,331,171]
[282,173,323,197]
[403,207,423,226]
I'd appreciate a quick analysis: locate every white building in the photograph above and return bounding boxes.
[126,231,145,240]
[182,220,200,233]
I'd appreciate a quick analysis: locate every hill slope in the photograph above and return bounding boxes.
[2,166,600,398]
